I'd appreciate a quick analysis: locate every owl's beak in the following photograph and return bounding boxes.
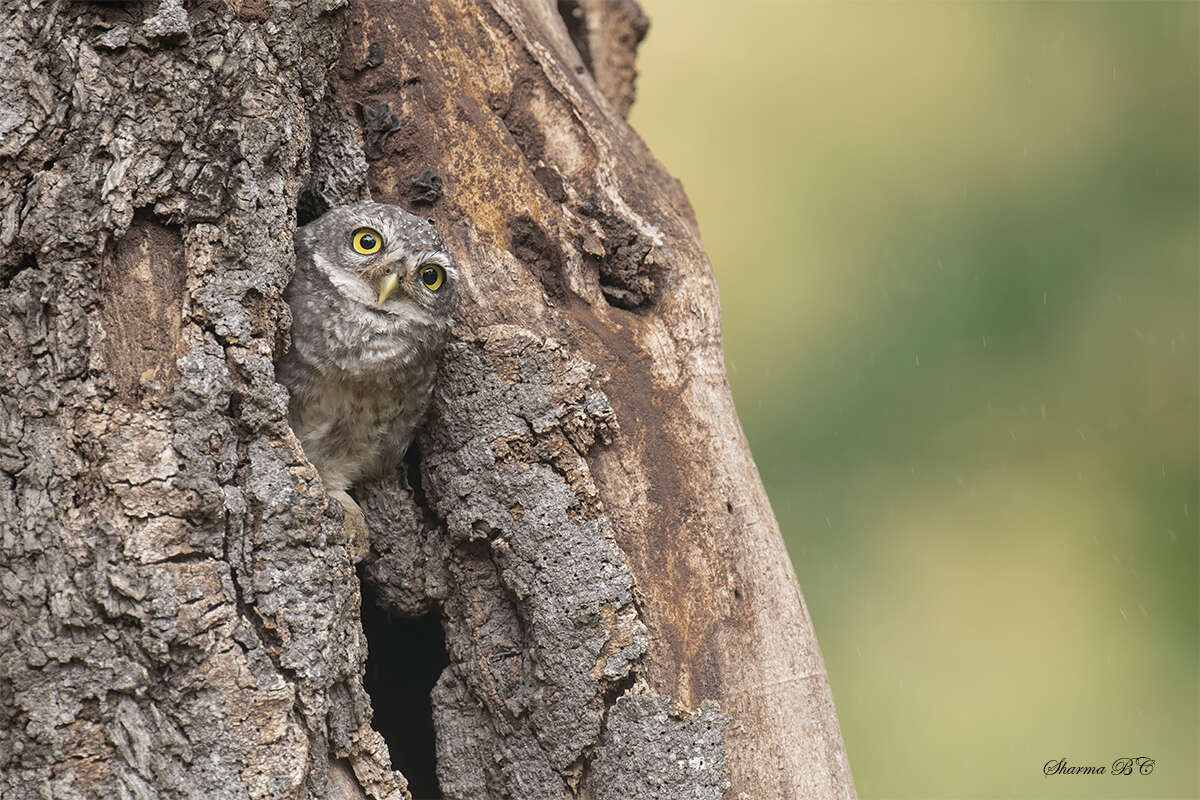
[376,272,400,305]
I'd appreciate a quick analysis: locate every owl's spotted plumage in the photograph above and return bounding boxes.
[278,202,458,556]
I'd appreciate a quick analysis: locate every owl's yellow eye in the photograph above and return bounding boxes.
[420,264,446,292]
[352,227,382,255]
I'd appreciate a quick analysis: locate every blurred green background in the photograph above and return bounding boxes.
[630,3,1198,798]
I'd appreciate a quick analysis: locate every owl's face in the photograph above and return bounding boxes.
[295,201,458,321]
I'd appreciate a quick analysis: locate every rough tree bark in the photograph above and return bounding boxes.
[0,0,855,798]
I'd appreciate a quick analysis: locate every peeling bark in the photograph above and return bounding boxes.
[0,0,854,799]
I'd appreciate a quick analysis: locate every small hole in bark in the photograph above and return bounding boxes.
[296,191,326,227]
[577,207,656,311]
[360,579,448,800]
[557,0,593,75]
[404,443,427,507]
[601,672,636,709]
[725,501,734,514]
[1,253,35,290]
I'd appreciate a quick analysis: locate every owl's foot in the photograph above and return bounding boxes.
[330,490,369,563]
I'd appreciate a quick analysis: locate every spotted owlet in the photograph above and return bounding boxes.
[277,201,458,559]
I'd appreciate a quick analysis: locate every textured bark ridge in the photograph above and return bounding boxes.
[0,0,854,798]
[0,1,398,797]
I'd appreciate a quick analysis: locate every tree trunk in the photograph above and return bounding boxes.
[0,0,854,798]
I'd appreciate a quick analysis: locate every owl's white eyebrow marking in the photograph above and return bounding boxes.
[313,251,378,307]
[412,250,450,265]
[411,250,450,266]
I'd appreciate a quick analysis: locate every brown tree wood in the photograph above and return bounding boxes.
[0,0,855,798]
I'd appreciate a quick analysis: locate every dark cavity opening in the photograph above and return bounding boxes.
[1,252,35,291]
[557,0,593,75]
[359,577,449,800]
[404,443,426,507]
[296,191,327,227]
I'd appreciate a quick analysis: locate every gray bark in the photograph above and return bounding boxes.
[0,1,855,799]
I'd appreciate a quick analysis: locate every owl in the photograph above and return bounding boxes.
[277,201,459,559]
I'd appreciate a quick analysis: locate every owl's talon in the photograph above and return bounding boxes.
[344,509,370,564]
[331,490,370,563]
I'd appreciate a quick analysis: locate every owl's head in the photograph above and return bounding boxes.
[295,201,458,319]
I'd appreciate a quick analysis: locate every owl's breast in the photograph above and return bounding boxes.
[287,364,437,492]
[278,274,449,491]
